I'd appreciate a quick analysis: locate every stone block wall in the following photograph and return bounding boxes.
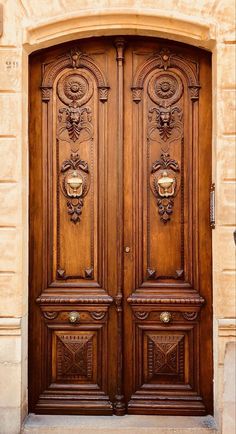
[0,1,235,433]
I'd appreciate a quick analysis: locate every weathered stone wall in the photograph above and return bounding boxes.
[0,1,235,433]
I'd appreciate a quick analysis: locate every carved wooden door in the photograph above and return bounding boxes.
[29,37,212,415]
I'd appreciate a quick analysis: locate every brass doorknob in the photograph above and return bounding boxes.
[160,311,172,323]
[68,311,80,324]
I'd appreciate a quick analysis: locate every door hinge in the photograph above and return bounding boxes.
[210,183,215,229]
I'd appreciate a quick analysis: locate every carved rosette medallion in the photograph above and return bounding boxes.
[60,153,90,223]
[150,152,180,223]
[148,73,183,107]
[57,72,93,145]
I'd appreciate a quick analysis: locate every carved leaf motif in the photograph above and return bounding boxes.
[61,154,89,173]
[151,152,179,173]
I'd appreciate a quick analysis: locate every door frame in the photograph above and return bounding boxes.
[24,11,217,420]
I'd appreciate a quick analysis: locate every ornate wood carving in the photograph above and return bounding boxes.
[150,152,180,223]
[127,295,205,305]
[41,47,109,103]
[146,268,184,280]
[133,311,150,320]
[43,311,59,320]
[90,311,107,320]
[147,334,184,381]
[55,332,94,381]
[182,311,199,321]
[57,71,93,143]
[56,267,93,280]
[132,48,200,103]
[60,153,90,224]
[36,294,113,305]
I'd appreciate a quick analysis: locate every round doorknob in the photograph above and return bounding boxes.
[160,311,172,323]
[68,311,80,324]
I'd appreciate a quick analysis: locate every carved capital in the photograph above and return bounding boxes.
[189,85,201,101]
[131,87,143,103]
[41,86,51,102]
[98,86,109,102]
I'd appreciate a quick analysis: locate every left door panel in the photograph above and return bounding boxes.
[29,38,118,414]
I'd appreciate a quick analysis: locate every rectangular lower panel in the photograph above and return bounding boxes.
[35,310,113,415]
[127,318,206,415]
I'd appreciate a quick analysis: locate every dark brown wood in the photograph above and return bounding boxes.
[29,36,213,416]
[113,37,126,415]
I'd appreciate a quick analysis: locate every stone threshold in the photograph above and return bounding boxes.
[22,414,218,434]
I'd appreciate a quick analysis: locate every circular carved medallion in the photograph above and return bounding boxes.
[57,72,93,107]
[148,72,183,107]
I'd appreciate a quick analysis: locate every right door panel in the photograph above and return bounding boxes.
[123,38,213,415]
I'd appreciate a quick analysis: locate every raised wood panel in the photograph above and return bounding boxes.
[52,331,97,383]
[53,69,98,283]
[128,318,203,415]
[34,309,112,414]
[130,47,199,288]
[145,332,186,383]
[40,49,110,287]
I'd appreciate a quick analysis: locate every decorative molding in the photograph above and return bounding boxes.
[134,311,150,320]
[36,295,113,305]
[132,48,200,103]
[218,319,236,337]
[90,311,107,320]
[113,36,126,417]
[0,318,21,336]
[150,152,180,223]
[127,295,205,305]
[41,47,109,103]
[182,311,199,321]
[147,269,184,280]
[43,311,59,320]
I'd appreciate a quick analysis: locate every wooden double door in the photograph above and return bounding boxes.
[29,36,213,415]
